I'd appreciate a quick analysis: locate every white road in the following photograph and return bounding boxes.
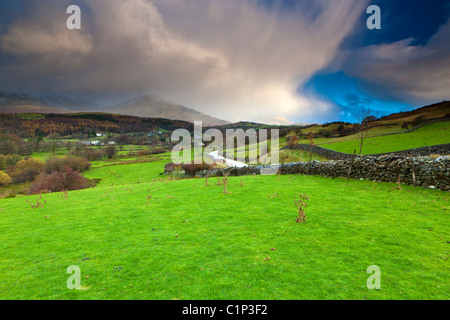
[208,151,248,168]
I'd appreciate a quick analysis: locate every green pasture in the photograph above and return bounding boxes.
[0,159,448,300]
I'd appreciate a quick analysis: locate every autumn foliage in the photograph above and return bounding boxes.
[44,156,91,175]
[0,171,12,186]
[29,167,93,194]
[7,158,45,184]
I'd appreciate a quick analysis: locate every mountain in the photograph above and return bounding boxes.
[0,93,94,114]
[109,95,229,126]
[0,92,230,126]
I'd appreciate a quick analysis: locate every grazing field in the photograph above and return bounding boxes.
[317,122,449,155]
[0,158,448,300]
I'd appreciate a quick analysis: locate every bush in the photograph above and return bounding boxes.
[338,127,355,137]
[8,158,45,184]
[137,149,152,156]
[318,129,332,138]
[181,163,212,175]
[44,156,91,175]
[0,171,12,186]
[115,134,131,147]
[151,148,167,155]
[401,122,409,130]
[29,167,93,194]
[0,134,23,155]
[412,115,427,127]
[0,154,20,170]
[105,145,118,159]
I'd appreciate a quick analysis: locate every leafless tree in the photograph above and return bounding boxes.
[353,107,375,155]
[307,132,314,166]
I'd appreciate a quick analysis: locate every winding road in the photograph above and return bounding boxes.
[208,151,248,168]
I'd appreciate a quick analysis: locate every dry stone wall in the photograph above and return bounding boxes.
[286,143,450,160]
[196,154,450,191]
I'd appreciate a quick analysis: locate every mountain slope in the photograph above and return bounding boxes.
[0,93,94,114]
[109,95,229,126]
[375,100,450,124]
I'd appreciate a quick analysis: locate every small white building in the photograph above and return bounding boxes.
[147,130,163,137]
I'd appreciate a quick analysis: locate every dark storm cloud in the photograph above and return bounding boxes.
[340,17,450,105]
[0,0,368,123]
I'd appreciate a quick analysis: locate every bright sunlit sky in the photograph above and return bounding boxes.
[0,0,449,124]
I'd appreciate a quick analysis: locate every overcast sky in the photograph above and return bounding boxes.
[0,0,449,124]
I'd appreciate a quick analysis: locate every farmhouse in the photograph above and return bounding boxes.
[147,130,162,137]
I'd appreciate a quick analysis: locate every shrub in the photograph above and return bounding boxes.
[181,163,212,175]
[0,134,23,155]
[151,148,167,155]
[137,149,152,156]
[319,129,332,138]
[287,135,299,148]
[115,134,131,148]
[0,171,12,186]
[8,158,45,184]
[64,156,92,172]
[294,194,309,223]
[0,154,20,170]
[44,156,91,175]
[338,127,355,137]
[29,167,93,194]
[362,115,377,124]
[412,115,427,127]
[105,145,118,159]
[401,122,409,130]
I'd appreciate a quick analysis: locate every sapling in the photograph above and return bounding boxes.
[294,193,309,223]
[222,175,230,194]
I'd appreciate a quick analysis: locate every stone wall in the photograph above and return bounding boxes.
[285,144,354,160]
[286,143,450,160]
[279,155,449,191]
[195,154,450,191]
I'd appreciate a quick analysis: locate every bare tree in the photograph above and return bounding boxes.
[353,107,375,155]
[288,134,299,149]
[307,132,314,163]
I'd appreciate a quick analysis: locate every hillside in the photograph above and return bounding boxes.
[375,100,450,125]
[0,112,194,136]
[110,95,229,127]
[0,93,230,126]
[0,93,94,114]
[320,121,449,155]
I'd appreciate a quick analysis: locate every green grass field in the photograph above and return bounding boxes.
[0,157,448,300]
[317,122,449,155]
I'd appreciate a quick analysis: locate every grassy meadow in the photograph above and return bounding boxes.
[309,122,449,155]
[0,155,448,300]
